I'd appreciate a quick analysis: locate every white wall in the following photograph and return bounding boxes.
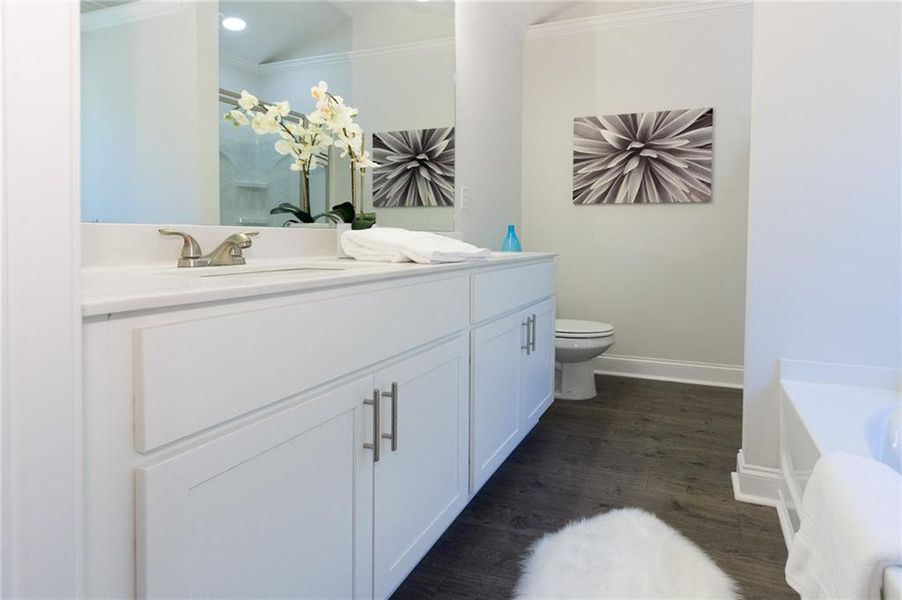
[1,2,81,595]
[521,6,752,378]
[81,3,219,224]
[454,3,524,249]
[742,2,902,470]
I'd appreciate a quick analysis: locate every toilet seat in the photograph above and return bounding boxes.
[555,319,615,339]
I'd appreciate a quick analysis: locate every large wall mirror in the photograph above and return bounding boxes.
[81,1,456,230]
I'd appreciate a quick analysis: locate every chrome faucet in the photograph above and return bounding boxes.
[159,229,259,268]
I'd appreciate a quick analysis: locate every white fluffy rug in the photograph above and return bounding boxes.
[514,508,740,599]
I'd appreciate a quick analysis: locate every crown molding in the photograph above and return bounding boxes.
[81,0,189,32]
[257,36,454,74]
[526,1,752,40]
[220,52,261,76]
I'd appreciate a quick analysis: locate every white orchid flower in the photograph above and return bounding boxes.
[232,81,370,194]
[268,101,290,117]
[251,112,279,135]
[311,81,328,102]
[334,137,351,158]
[224,109,248,127]
[356,150,377,170]
[283,121,305,138]
[274,139,295,155]
[263,105,283,122]
[317,133,333,148]
[238,90,258,110]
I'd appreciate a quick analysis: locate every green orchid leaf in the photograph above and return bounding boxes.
[270,204,314,223]
[329,202,355,223]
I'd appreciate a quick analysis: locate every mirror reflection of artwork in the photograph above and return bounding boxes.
[572,108,713,205]
[372,128,455,208]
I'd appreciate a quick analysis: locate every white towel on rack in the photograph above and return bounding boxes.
[786,452,902,600]
[340,227,490,264]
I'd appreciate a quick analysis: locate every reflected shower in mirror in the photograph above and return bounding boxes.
[81,1,455,230]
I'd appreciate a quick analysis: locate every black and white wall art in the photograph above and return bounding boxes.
[573,108,713,205]
[372,127,455,207]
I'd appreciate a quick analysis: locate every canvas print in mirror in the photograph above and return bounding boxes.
[573,108,713,205]
[373,127,455,207]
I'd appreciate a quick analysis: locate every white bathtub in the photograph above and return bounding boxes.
[778,360,902,599]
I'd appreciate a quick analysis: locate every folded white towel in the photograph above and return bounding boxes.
[340,227,490,264]
[786,452,902,600]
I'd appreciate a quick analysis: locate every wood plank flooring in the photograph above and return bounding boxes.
[392,375,795,600]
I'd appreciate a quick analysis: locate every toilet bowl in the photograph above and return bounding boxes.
[555,319,615,401]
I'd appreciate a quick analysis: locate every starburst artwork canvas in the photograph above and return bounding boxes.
[573,108,713,205]
[372,127,455,207]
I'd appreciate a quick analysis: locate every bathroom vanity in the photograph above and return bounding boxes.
[81,250,555,599]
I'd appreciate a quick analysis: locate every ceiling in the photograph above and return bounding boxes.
[492,1,671,32]
[219,1,455,65]
[84,1,665,64]
[80,0,134,12]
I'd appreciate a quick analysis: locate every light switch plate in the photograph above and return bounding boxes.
[459,185,471,211]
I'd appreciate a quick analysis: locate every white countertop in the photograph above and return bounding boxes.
[82,252,555,317]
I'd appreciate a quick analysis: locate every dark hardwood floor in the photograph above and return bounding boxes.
[392,375,795,600]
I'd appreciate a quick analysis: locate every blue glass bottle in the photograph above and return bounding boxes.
[501,224,522,252]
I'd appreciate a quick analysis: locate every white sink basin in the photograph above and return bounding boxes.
[196,265,347,278]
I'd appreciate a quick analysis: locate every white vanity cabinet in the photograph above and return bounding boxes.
[137,376,375,599]
[470,262,556,492]
[81,255,554,600]
[372,337,469,599]
[520,297,556,430]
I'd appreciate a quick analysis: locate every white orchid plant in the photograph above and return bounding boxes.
[224,81,376,222]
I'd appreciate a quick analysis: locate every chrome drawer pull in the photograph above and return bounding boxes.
[363,388,381,462]
[381,382,398,452]
[530,314,537,353]
[522,317,531,355]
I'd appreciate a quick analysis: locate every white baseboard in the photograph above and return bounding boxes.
[593,354,743,389]
[731,449,781,507]
[774,490,796,550]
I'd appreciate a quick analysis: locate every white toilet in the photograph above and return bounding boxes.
[554,319,615,400]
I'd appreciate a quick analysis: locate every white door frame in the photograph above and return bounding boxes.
[0,1,82,596]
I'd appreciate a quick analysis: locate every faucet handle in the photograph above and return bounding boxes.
[235,231,259,250]
[159,229,202,259]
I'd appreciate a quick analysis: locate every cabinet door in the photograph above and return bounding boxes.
[373,337,469,600]
[470,311,528,493]
[520,297,556,430]
[137,376,375,599]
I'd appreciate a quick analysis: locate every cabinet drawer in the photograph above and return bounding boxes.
[134,276,468,452]
[471,260,554,323]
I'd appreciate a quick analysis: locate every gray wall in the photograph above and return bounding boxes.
[521,7,752,375]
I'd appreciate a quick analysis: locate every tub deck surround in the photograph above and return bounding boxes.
[777,359,902,597]
[81,239,556,599]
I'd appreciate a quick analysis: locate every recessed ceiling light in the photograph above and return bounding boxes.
[221,16,246,31]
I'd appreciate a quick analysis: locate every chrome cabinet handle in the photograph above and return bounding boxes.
[522,317,531,355]
[381,381,398,452]
[530,314,537,353]
[363,389,381,462]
